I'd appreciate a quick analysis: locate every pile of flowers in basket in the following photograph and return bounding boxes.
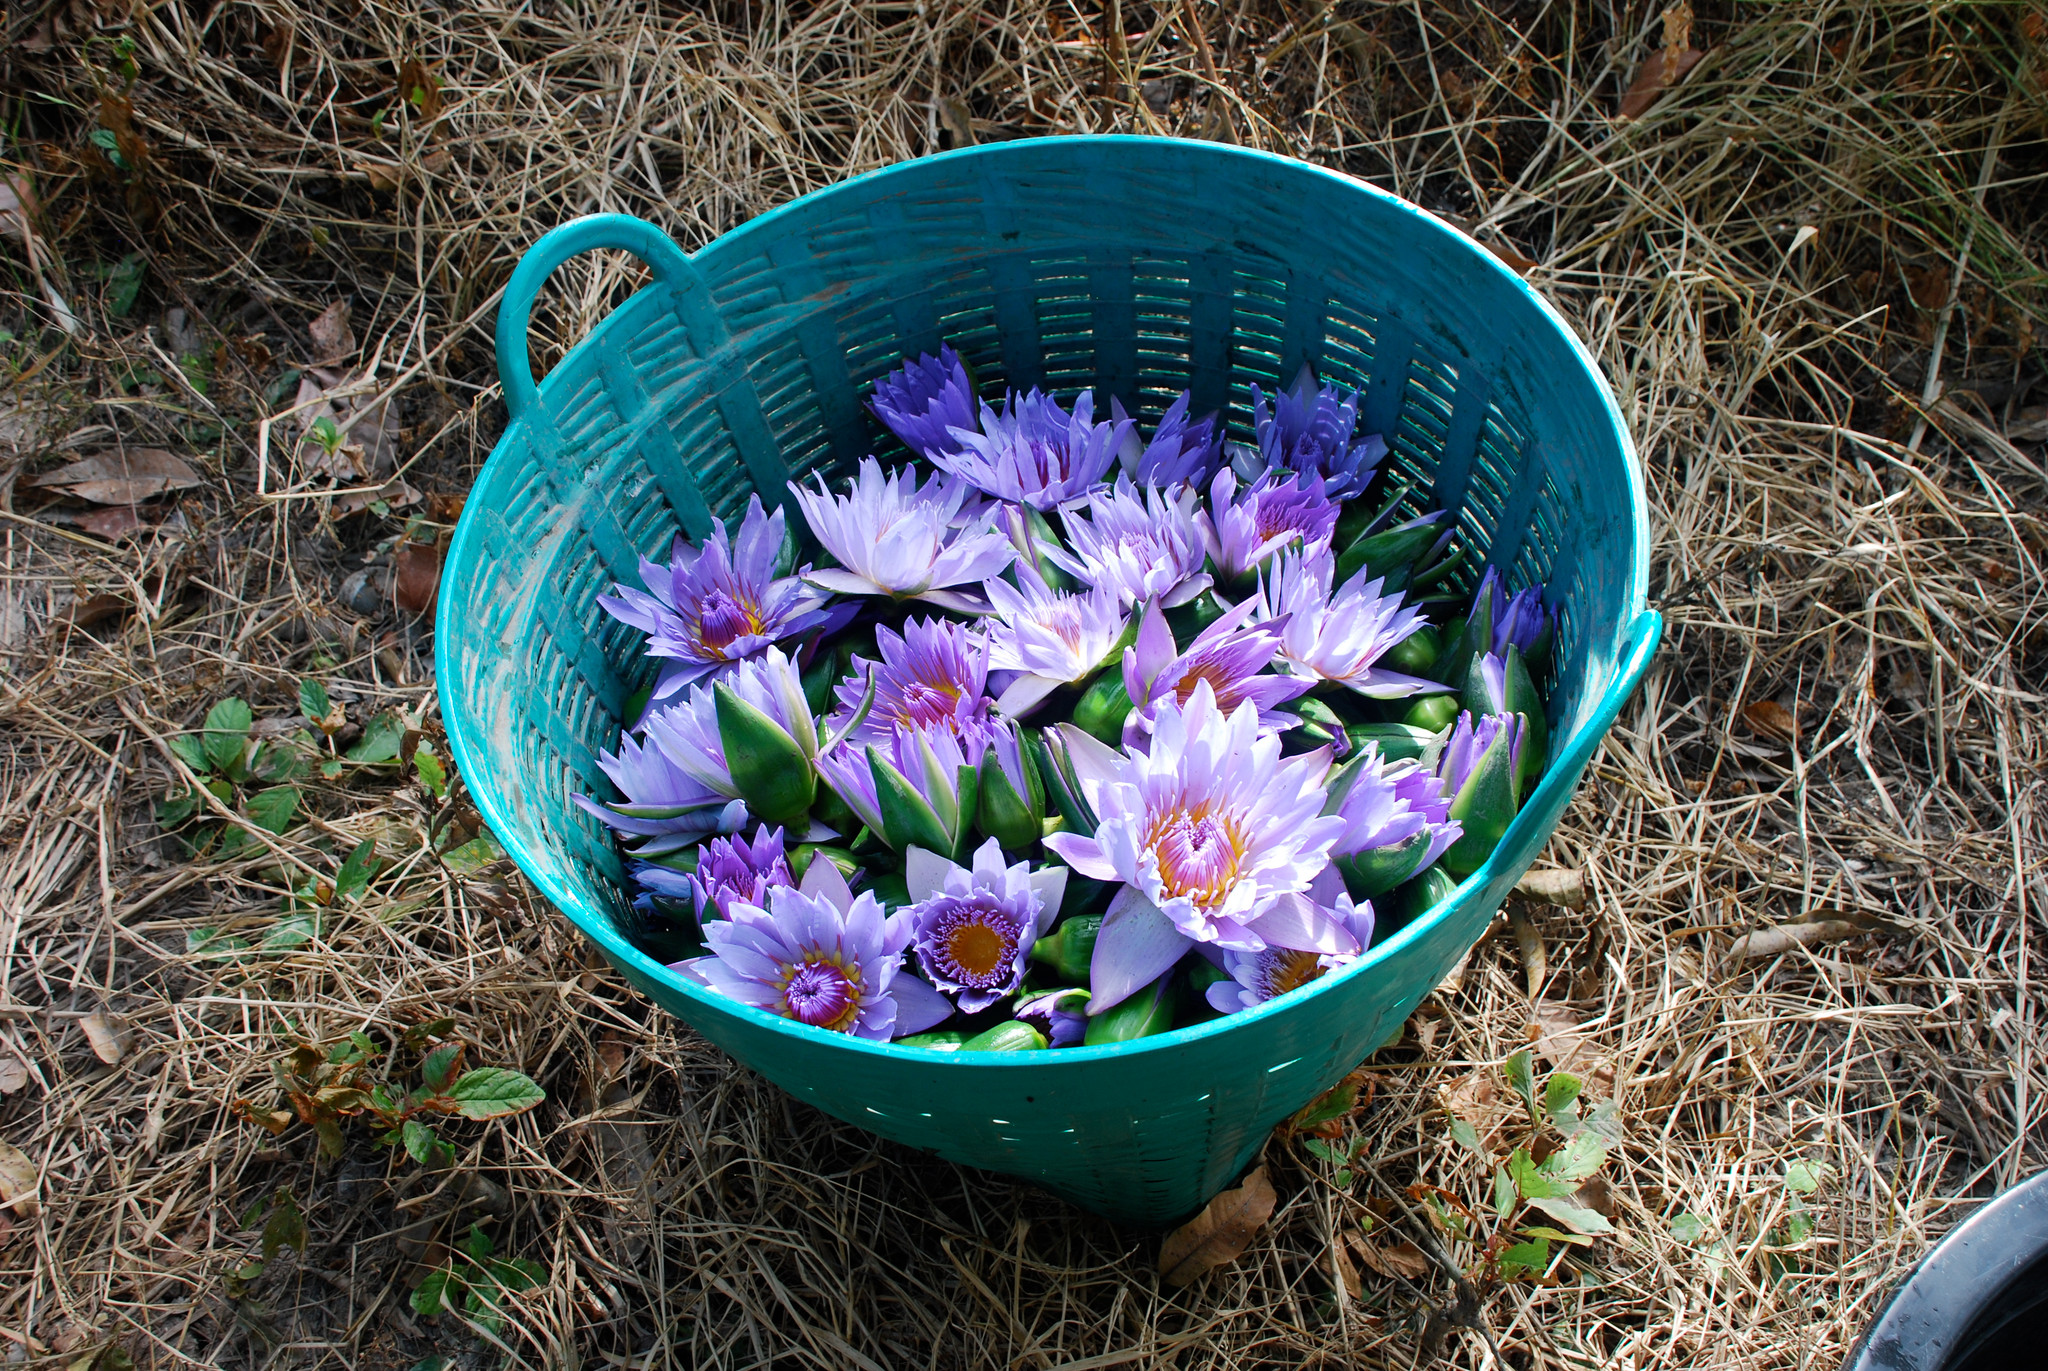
[577,347,1555,1050]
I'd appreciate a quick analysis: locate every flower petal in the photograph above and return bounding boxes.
[1087,885,1193,1013]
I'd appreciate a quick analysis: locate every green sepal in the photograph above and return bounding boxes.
[1392,865,1459,926]
[869,747,951,855]
[1026,731,1098,836]
[976,752,1042,850]
[1462,644,1549,801]
[1441,717,1523,878]
[1031,912,1102,983]
[1083,971,1177,1045]
[1335,518,1442,585]
[1340,722,1443,762]
[714,683,814,824]
[1337,829,1437,899]
[948,763,980,863]
[960,1021,1048,1052]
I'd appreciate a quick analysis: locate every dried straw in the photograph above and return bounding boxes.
[0,1,2042,1366]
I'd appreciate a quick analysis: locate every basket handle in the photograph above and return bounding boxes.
[495,213,698,426]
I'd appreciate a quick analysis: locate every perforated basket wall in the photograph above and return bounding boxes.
[438,136,1661,1226]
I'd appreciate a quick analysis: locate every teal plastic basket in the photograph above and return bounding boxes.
[437,136,1660,1226]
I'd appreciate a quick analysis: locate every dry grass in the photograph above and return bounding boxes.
[1,0,2045,1367]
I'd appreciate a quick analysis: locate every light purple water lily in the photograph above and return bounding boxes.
[573,730,745,847]
[1014,986,1091,1047]
[903,838,1068,1013]
[982,564,1130,717]
[872,344,979,461]
[642,646,818,802]
[1470,566,1554,658]
[790,458,1015,613]
[1231,364,1386,500]
[1258,548,1438,698]
[1116,391,1222,489]
[690,824,796,920]
[1041,680,1351,1010]
[1121,595,1312,735]
[831,616,992,746]
[1206,889,1377,1014]
[936,388,1132,510]
[1045,476,1212,609]
[1200,468,1340,583]
[597,496,836,704]
[1329,747,1458,864]
[674,858,951,1039]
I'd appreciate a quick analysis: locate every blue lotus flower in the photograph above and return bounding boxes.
[935,388,1133,510]
[1231,364,1386,499]
[872,344,979,460]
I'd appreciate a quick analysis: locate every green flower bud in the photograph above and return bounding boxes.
[1380,624,1442,676]
[1402,693,1461,732]
[960,1021,1048,1052]
[898,1030,968,1052]
[1072,672,1134,745]
[714,682,815,824]
[1031,913,1102,983]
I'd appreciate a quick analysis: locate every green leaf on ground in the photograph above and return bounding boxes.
[410,1267,455,1317]
[420,1042,461,1092]
[107,251,146,317]
[441,832,505,875]
[245,785,300,835]
[1525,1195,1615,1235]
[259,1189,305,1261]
[203,698,254,772]
[1498,1237,1550,1280]
[168,734,209,775]
[334,839,379,901]
[414,747,447,798]
[445,1067,545,1120]
[347,711,405,763]
[1669,1212,1707,1244]
[1785,1159,1834,1194]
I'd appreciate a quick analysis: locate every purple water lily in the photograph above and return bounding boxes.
[791,458,1015,613]
[904,839,1068,1013]
[1042,681,1352,1009]
[1117,391,1222,489]
[982,564,1130,717]
[642,646,818,802]
[689,824,795,920]
[1200,468,1340,583]
[831,616,992,746]
[872,344,979,461]
[1329,747,1459,864]
[1232,364,1386,500]
[1044,476,1212,609]
[1469,566,1554,658]
[1258,548,1438,697]
[675,859,951,1039]
[1014,986,1091,1047]
[572,730,745,847]
[597,496,835,704]
[1121,595,1311,735]
[1206,889,1377,1014]
[936,388,1132,510]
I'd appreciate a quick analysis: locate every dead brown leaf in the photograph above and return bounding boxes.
[1515,867,1586,908]
[80,1013,125,1065]
[426,491,468,523]
[0,1139,38,1216]
[62,592,131,631]
[308,301,355,364]
[1742,698,1799,742]
[1347,1232,1430,1282]
[74,505,147,541]
[0,168,32,242]
[1158,1166,1277,1286]
[1485,240,1539,274]
[331,479,424,519]
[1508,902,1546,998]
[394,541,442,615]
[1619,4,1702,119]
[396,59,444,122]
[1572,1175,1618,1220]
[30,449,201,504]
[0,1056,26,1094]
[1332,1232,1362,1298]
[294,368,399,482]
